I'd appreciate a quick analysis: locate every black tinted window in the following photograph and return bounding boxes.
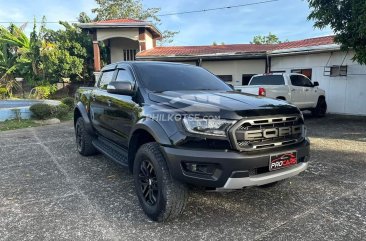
[134,64,232,92]
[249,75,285,85]
[301,76,313,87]
[116,69,134,85]
[98,71,115,89]
[290,75,313,87]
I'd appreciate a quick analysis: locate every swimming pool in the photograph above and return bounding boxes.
[0,100,61,121]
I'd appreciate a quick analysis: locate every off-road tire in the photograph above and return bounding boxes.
[133,142,188,222]
[311,98,327,117]
[75,117,98,156]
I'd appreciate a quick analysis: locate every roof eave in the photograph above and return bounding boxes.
[269,44,341,56]
[136,52,268,61]
[78,22,162,38]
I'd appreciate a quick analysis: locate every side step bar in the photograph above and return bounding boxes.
[92,137,129,167]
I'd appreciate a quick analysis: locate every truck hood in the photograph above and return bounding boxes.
[148,90,300,119]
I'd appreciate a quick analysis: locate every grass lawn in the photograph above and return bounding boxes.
[0,112,73,132]
[0,119,41,131]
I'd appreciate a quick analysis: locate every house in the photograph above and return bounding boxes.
[79,19,366,116]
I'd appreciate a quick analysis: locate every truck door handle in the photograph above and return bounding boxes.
[291,89,296,92]
[305,89,309,91]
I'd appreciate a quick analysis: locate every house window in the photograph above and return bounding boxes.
[217,75,233,82]
[123,49,137,61]
[242,74,255,85]
[324,65,348,77]
[291,69,312,79]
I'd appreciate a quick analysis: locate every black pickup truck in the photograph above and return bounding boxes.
[74,61,310,222]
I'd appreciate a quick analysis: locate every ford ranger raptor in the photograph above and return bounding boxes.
[74,61,310,222]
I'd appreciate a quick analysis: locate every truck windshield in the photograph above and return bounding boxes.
[134,64,232,92]
[250,75,285,85]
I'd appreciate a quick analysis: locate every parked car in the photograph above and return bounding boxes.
[74,62,310,222]
[235,73,327,117]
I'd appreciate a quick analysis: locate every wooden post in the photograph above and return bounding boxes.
[138,28,146,52]
[93,41,101,72]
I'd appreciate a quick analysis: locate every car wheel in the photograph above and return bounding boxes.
[75,117,98,156]
[133,142,188,222]
[311,98,327,117]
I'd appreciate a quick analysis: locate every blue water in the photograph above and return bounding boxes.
[0,100,61,121]
[0,100,43,108]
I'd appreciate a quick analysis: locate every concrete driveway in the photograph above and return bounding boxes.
[0,115,365,240]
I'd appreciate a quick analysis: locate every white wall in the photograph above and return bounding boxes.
[201,59,266,85]
[145,31,154,50]
[271,51,366,115]
[109,38,139,63]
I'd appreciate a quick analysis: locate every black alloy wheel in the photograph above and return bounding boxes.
[138,159,159,206]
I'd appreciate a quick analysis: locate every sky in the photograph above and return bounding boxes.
[0,0,333,46]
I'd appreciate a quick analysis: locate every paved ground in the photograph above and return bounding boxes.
[0,114,365,241]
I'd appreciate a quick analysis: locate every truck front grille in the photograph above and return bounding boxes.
[229,115,304,151]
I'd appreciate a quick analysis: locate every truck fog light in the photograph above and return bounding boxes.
[183,162,217,175]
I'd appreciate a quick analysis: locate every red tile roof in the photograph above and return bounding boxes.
[137,36,335,58]
[92,18,146,24]
[274,35,335,50]
[138,44,274,57]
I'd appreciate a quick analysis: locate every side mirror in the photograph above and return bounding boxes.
[227,83,235,90]
[107,81,134,95]
[313,81,319,87]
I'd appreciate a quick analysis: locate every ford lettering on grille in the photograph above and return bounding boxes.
[244,125,302,141]
[229,116,305,151]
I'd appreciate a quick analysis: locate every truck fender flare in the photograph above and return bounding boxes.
[74,102,95,135]
[129,118,171,146]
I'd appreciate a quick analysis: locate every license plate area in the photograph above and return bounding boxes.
[269,151,297,171]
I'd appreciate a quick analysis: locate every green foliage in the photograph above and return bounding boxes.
[159,30,180,46]
[0,24,32,90]
[90,0,177,45]
[31,84,57,99]
[251,33,283,44]
[0,18,91,89]
[0,87,7,99]
[92,0,160,22]
[30,103,53,119]
[61,97,75,110]
[43,21,92,81]
[42,46,84,81]
[308,0,366,65]
[30,102,72,120]
[52,103,70,119]
[0,119,40,132]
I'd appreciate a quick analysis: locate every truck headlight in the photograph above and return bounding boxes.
[182,118,236,137]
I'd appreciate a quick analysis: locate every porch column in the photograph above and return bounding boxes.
[93,41,101,72]
[138,28,146,52]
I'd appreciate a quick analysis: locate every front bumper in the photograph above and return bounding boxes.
[161,138,310,189]
[217,162,308,190]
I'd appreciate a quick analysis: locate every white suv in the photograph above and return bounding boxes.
[235,73,327,117]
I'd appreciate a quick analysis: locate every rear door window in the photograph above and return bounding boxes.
[249,75,285,85]
[290,75,302,86]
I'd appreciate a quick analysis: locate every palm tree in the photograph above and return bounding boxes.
[0,24,35,96]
